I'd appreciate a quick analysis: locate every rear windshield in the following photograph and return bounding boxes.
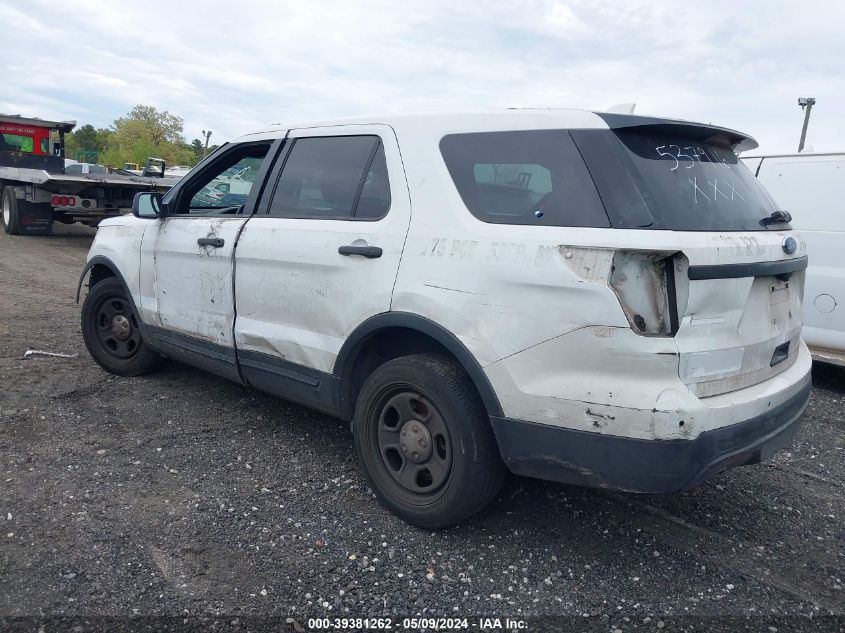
[439,130,610,227]
[441,128,786,231]
[1,133,34,153]
[610,129,783,231]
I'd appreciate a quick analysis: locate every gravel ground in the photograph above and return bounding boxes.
[0,225,843,632]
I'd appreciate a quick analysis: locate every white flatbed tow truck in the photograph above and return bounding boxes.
[1,114,173,235]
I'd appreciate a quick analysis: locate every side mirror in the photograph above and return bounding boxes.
[132,192,164,219]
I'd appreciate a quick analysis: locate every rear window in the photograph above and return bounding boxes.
[1,133,34,153]
[440,130,610,227]
[610,129,783,231]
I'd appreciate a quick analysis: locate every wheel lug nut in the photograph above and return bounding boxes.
[412,452,419,460]
[420,440,427,448]
[402,446,407,453]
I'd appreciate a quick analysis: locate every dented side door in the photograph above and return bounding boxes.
[232,124,412,374]
[152,215,247,346]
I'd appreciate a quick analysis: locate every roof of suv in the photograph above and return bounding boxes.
[233,109,758,150]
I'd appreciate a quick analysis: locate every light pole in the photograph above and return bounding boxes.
[797,98,815,153]
[201,129,213,158]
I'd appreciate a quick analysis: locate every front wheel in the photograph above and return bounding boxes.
[353,353,505,528]
[81,278,163,376]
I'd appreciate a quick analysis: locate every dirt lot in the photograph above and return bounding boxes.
[0,225,843,632]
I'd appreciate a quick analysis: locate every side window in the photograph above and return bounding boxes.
[440,130,610,227]
[179,143,270,214]
[472,163,552,217]
[268,135,390,220]
[355,142,391,219]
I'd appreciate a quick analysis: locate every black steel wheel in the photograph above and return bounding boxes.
[94,294,142,359]
[81,278,163,376]
[354,353,505,528]
[376,390,453,499]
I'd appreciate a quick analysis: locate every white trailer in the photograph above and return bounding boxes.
[742,151,845,366]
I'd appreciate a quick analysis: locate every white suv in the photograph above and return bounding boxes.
[78,110,812,528]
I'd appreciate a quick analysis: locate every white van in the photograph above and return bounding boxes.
[742,152,845,366]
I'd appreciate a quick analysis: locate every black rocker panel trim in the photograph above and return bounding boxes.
[237,349,342,417]
[143,325,242,384]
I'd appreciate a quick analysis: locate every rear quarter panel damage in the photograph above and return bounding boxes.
[391,122,810,438]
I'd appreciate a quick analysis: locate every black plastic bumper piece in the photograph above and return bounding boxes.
[489,376,811,493]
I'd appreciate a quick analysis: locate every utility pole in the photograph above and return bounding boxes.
[797,97,815,153]
[201,129,213,158]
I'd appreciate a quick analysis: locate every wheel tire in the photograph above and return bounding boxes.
[81,278,163,376]
[353,353,506,528]
[2,188,21,235]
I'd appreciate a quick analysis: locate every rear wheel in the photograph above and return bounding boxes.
[353,353,505,528]
[81,278,163,376]
[2,188,21,235]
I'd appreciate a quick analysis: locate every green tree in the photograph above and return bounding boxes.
[99,104,196,168]
[67,124,115,162]
[74,124,100,151]
[190,138,203,161]
[114,105,185,145]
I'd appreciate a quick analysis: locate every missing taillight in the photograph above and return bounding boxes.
[609,251,680,337]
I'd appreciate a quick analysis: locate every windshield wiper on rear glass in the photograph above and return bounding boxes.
[760,209,792,226]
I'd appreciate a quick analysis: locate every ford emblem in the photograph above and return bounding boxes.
[782,236,797,255]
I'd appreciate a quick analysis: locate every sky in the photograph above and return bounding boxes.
[1,0,842,155]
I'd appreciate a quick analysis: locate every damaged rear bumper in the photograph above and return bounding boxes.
[489,373,811,493]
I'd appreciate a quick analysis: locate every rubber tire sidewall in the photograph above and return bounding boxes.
[81,278,162,377]
[2,188,21,235]
[353,353,505,529]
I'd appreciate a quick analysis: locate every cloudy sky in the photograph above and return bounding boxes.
[1,0,842,154]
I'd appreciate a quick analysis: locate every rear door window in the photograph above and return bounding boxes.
[268,135,389,220]
[439,130,610,227]
[354,142,391,219]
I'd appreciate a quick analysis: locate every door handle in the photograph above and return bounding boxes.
[198,237,224,248]
[338,245,382,258]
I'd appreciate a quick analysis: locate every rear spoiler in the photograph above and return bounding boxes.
[596,112,759,152]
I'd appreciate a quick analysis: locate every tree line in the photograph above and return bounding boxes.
[64,104,219,168]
